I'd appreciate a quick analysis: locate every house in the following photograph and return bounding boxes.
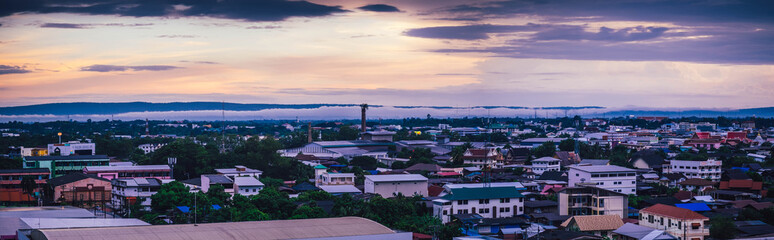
[137,143,167,154]
[555,151,582,166]
[360,130,396,142]
[405,163,442,174]
[639,204,710,240]
[612,223,677,240]
[560,215,624,237]
[0,168,49,203]
[215,165,262,178]
[318,185,361,195]
[233,176,265,196]
[364,174,428,198]
[578,159,609,166]
[200,174,235,194]
[568,165,637,194]
[314,165,355,187]
[660,173,687,188]
[111,178,165,214]
[463,148,504,169]
[527,229,603,240]
[718,169,766,198]
[629,149,665,170]
[83,165,171,180]
[676,179,714,192]
[531,157,561,175]
[432,186,525,223]
[24,155,110,178]
[662,160,722,181]
[48,173,111,207]
[558,186,629,218]
[47,141,95,156]
[525,200,558,214]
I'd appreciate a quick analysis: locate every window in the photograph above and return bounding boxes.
[500,198,510,203]
[443,210,447,215]
[457,200,468,205]
[678,221,682,229]
[632,181,636,184]
[661,217,664,225]
[648,215,654,223]
[479,199,489,204]
[519,198,523,202]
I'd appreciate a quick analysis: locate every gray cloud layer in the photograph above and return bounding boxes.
[0,65,31,75]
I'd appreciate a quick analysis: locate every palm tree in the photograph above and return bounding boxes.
[360,103,368,133]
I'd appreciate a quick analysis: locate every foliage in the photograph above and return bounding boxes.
[350,156,378,170]
[0,156,23,170]
[532,141,556,158]
[558,138,575,152]
[709,216,737,239]
[290,203,328,219]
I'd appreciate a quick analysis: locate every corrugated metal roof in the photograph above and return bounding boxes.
[32,217,397,240]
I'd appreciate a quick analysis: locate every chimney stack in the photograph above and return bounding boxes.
[308,122,313,143]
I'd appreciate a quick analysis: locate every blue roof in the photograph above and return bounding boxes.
[675,203,711,212]
[367,170,379,175]
[330,165,347,167]
[176,206,190,213]
[211,205,221,210]
[731,167,750,172]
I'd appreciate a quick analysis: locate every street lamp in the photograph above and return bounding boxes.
[58,132,62,144]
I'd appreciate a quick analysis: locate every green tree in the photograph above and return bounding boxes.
[558,138,575,152]
[150,139,211,180]
[532,141,556,158]
[249,187,296,219]
[350,156,378,170]
[290,203,328,219]
[151,181,192,213]
[709,216,737,239]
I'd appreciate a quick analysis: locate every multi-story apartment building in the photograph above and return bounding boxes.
[558,186,629,218]
[83,165,171,180]
[233,176,264,196]
[568,165,637,195]
[24,155,110,178]
[531,157,561,175]
[0,168,49,203]
[47,141,95,156]
[433,186,525,223]
[662,160,722,181]
[364,174,428,198]
[639,204,709,240]
[137,143,167,154]
[314,165,355,187]
[462,148,504,169]
[111,178,165,213]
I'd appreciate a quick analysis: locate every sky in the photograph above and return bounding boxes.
[1,0,773,109]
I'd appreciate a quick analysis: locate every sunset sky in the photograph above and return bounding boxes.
[1,0,773,108]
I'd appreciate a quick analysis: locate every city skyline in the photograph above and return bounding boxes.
[1,0,773,108]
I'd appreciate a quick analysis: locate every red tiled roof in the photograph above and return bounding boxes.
[729,179,754,188]
[641,204,708,220]
[427,185,444,197]
[673,191,694,201]
[678,178,715,186]
[695,132,710,139]
[719,181,730,189]
[413,232,433,240]
[436,172,461,177]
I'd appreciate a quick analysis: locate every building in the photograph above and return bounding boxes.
[233,176,264,196]
[531,157,561,175]
[568,165,637,194]
[560,215,624,237]
[662,160,722,181]
[314,165,355,187]
[639,204,709,240]
[200,174,235,195]
[629,149,665,170]
[364,174,428,198]
[0,168,49,203]
[24,155,110,178]
[111,178,165,214]
[28,217,412,240]
[20,147,48,157]
[47,141,95,156]
[279,140,393,159]
[462,148,504,169]
[360,130,396,142]
[83,165,171,180]
[558,186,629,218]
[137,143,167,154]
[520,138,565,147]
[0,206,96,240]
[17,218,150,240]
[433,186,525,224]
[215,165,262,179]
[48,173,111,208]
[612,223,677,240]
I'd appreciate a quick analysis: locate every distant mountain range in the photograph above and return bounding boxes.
[0,102,771,118]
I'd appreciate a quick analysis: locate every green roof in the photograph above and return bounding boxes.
[442,187,524,201]
[314,165,328,169]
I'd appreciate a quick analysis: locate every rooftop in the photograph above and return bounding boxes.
[560,215,624,232]
[30,217,402,240]
[569,165,635,173]
[215,165,262,175]
[20,218,150,229]
[84,165,170,172]
[25,155,110,161]
[233,176,264,187]
[0,168,50,174]
[319,185,361,194]
[441,187,524,201]
[48,173,110,186]
[613,223,676,240]
[365,174,428,182]
[640,204,709,220]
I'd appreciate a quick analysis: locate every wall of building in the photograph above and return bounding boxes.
[365,180,428,197]
[639,212,709,240]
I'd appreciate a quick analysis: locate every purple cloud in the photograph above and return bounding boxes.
[81,64,181,72]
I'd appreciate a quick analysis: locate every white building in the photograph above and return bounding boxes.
[137,143,167,154]
[662,160,722,181]
[47,141,95,156]
[314,165,355,187]
[111,178,170,213]
[364,174,428,198]
[568,165,637,195]
[433,186,525,223]
[215,165,263,179]
[233,176,264,196]
[531,157,561,175]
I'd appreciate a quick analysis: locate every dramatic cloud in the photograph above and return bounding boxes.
[40,23,91,29]
[0,65,31,75]
[358,4,400,12]
[0,0,346,21]
[80,64,181,72]
[533,26,669,42]
[405,24,540,40]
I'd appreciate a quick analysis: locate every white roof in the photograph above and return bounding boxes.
[365,174,428,182]
[533,157,560,162]
[569,165,635,173]
[693,195,714,202]
[319,185,361,194]
[215,166,262,175]
[84,165,170,172]
[20,218,150,229]
[445,182,525,189]
[642,173,660,179]
[233,176,264,187]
